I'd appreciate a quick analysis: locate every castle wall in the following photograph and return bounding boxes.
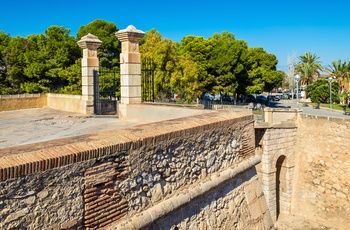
[0,94,47,111]
[292,115,350,229]
[0,111,273,229]
[255,127,298,221]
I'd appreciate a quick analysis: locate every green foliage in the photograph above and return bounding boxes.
[306,78,340,104]
[325,60,349,92]
[57,60,82,95]
[1,20,283,100]
[244,47,283,94]
[140,29,178,100]
[2,26,80,94]
[207,32,243,95]
[295,52,323,85]
[98,67,120,99]
[77,20,120,68]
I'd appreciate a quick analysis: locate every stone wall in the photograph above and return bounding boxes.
[0,94,47,111]
[140,167,271,230]
[0,160,94,229]
[0,94,83,113]
[0,111,273,229]
[46,93,84,113]
[255,127,297,221]
[292,115,350,229]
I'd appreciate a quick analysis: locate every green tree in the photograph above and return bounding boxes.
[178,35,213,93]
[325,60,349,93]
[295,52,323,85]
[57,59,82,95]
[77,19,120,68]
[306,78,340,103]
[3,36,27,93]
[207,32,245,95]
[242,47,283,94]
[0,31,11,94]
[140,29,178,100]
[170,53,199,102]
[2,26,80,94]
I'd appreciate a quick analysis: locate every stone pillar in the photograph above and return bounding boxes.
[77,33,102,114]
[115,25,145,105]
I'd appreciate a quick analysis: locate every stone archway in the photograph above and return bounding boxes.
[276,155,287,220]
[256,127,297,222]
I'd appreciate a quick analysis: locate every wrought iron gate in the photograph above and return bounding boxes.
[141,60,155,102]
[93,69,118,115]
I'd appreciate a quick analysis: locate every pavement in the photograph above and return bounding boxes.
[1,101,349,152]
[0,108,144,150]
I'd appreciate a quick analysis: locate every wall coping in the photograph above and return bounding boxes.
[0,94,43,99]
[0,111,253,181]
[300,113,350,122]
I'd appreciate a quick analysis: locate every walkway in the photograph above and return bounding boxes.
[0,108,143,150]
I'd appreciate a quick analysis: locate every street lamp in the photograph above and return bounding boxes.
[328,76,334,111]
[295,74,300,106]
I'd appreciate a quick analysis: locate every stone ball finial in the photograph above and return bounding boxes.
[77,33,102,50]
[115,25,145,42]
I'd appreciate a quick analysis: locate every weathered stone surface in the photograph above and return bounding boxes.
[60,219,78,229]
[0,160,92,230]
[131,167,273,230]
[292,115,350,229]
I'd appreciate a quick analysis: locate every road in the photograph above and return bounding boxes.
[268,100,350,119]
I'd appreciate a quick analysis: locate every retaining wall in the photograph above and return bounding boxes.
[292,114,350,229]
[0,94,85,113]
[0,111,273,229]
[46,93,84,113]
[0,94,47,111]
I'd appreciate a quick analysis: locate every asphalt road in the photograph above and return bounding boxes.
[268,100,350,119]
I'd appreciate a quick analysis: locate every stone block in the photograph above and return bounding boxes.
[121,41,140,53]
[258,195,268,212]
[120,74,141,85]
[120,97,142,104]
[82,85,94,96]
[81,67,98,77]
[61,219,78,229]
[120,63,141,75]
[120,85,141,98]
[81,57,99,67]
[248,200,262,220]
[244,183,257,205]
[120,52,141,63]
[82,76,94,85]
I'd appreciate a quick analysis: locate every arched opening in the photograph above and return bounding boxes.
[276,155,286,220]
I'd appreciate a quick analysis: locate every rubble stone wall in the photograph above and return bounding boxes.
[0,112,273,229]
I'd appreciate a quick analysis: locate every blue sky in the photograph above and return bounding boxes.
[1,0,350,71]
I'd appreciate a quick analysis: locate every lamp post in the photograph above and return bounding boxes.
[295,74,300,107]
[328,76,334,111]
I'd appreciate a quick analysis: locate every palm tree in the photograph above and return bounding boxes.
[325,60,349,92]
[295,52,323,86]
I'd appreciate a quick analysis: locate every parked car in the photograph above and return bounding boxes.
[267,95,280,101]
[222,95,234,102]
[204,92,214,100]
[256,95,267,103]
[274,94,283,100]
[245,94,256,103]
